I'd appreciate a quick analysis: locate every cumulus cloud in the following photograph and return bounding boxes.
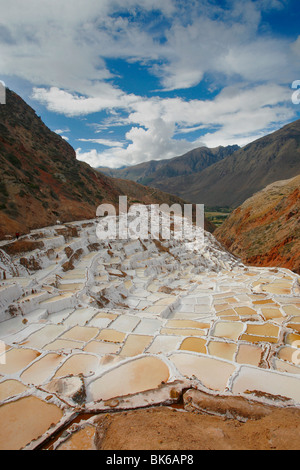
[32,86,139,116]
[76,147,128,168]
[1,0,298,167]
[75,82,294,167]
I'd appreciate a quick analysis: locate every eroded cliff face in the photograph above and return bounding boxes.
[215,175,300,274]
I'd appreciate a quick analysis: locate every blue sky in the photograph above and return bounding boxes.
[1,0,300,168]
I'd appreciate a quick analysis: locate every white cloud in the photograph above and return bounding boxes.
[54,128,70,134]
[2,0,298,94]
[76,147,128,168]
[75,82,295,167]
[1,0,298,168]
[32,86,139,116]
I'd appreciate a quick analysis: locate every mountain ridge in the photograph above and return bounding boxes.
[98,144,240,186]
[0,89,214,239]
[215,174,300,274]
[153,119,300,207]
[100,120,300,208]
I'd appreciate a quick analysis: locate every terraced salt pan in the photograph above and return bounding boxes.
[53,354,100,379]
[0,379,28,401]
[0,396,64,450]
[120,334,153,357]
[43,339,84,352]
[84,341,120,355]
[0,214,299,449]
[170,352,236,392]
[236,344,263,366]
[207,340,238,361]
[61,326,99,342]
[20,353,64,385]
[231,366,300,403]
[213,321,244,340]
[62,308,99,327]
[19,325,66,349]
[0,348,41,375]
[88,356,170,402]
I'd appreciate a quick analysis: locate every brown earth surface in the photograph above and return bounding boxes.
[53,405,300,451]
[97,407,300,450]
[215,175,300,274]
[46,390,300,451]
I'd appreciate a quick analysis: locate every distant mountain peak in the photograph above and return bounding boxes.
[98,144,240,186]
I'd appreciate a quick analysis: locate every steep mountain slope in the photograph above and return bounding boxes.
[99,145,239,186]
[157,120,300,207]
[215,174,300,274]
[0,89,212,239]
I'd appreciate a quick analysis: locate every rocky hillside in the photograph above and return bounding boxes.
[215,175,300,274]
[99,145,239,186]
[158,119,300,207]
[0,89,213,239]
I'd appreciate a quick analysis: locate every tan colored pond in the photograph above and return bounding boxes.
[234,307,257,317]
[286,333,300,347]
[240,334,278,344]
[208,340,237,361]
[84,341,120,355]
[96,329,126,343]
[170,353,236,392]
[20,325,66,349]
[61,326,99,343]
[216,308,236,317]
[283,305,300,316]
[213,321,244,341]
[44,339,83,352]
[57,424,96,450]
[0,380,28,401]
[0,396,63,450]
[278,346,300,365]
[166,320,210,329]
[21,353,64,386]
[180,337,207,354]
[261,308,283,320]
[236,344,263,367]
[161,328,205,336]
[89,356,170,401]
[53,354,100,378]
[0,348,41,375]
[120,335,153,357]
[246,323,279,337]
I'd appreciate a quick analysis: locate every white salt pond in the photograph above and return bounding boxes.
[0,213,299,449]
